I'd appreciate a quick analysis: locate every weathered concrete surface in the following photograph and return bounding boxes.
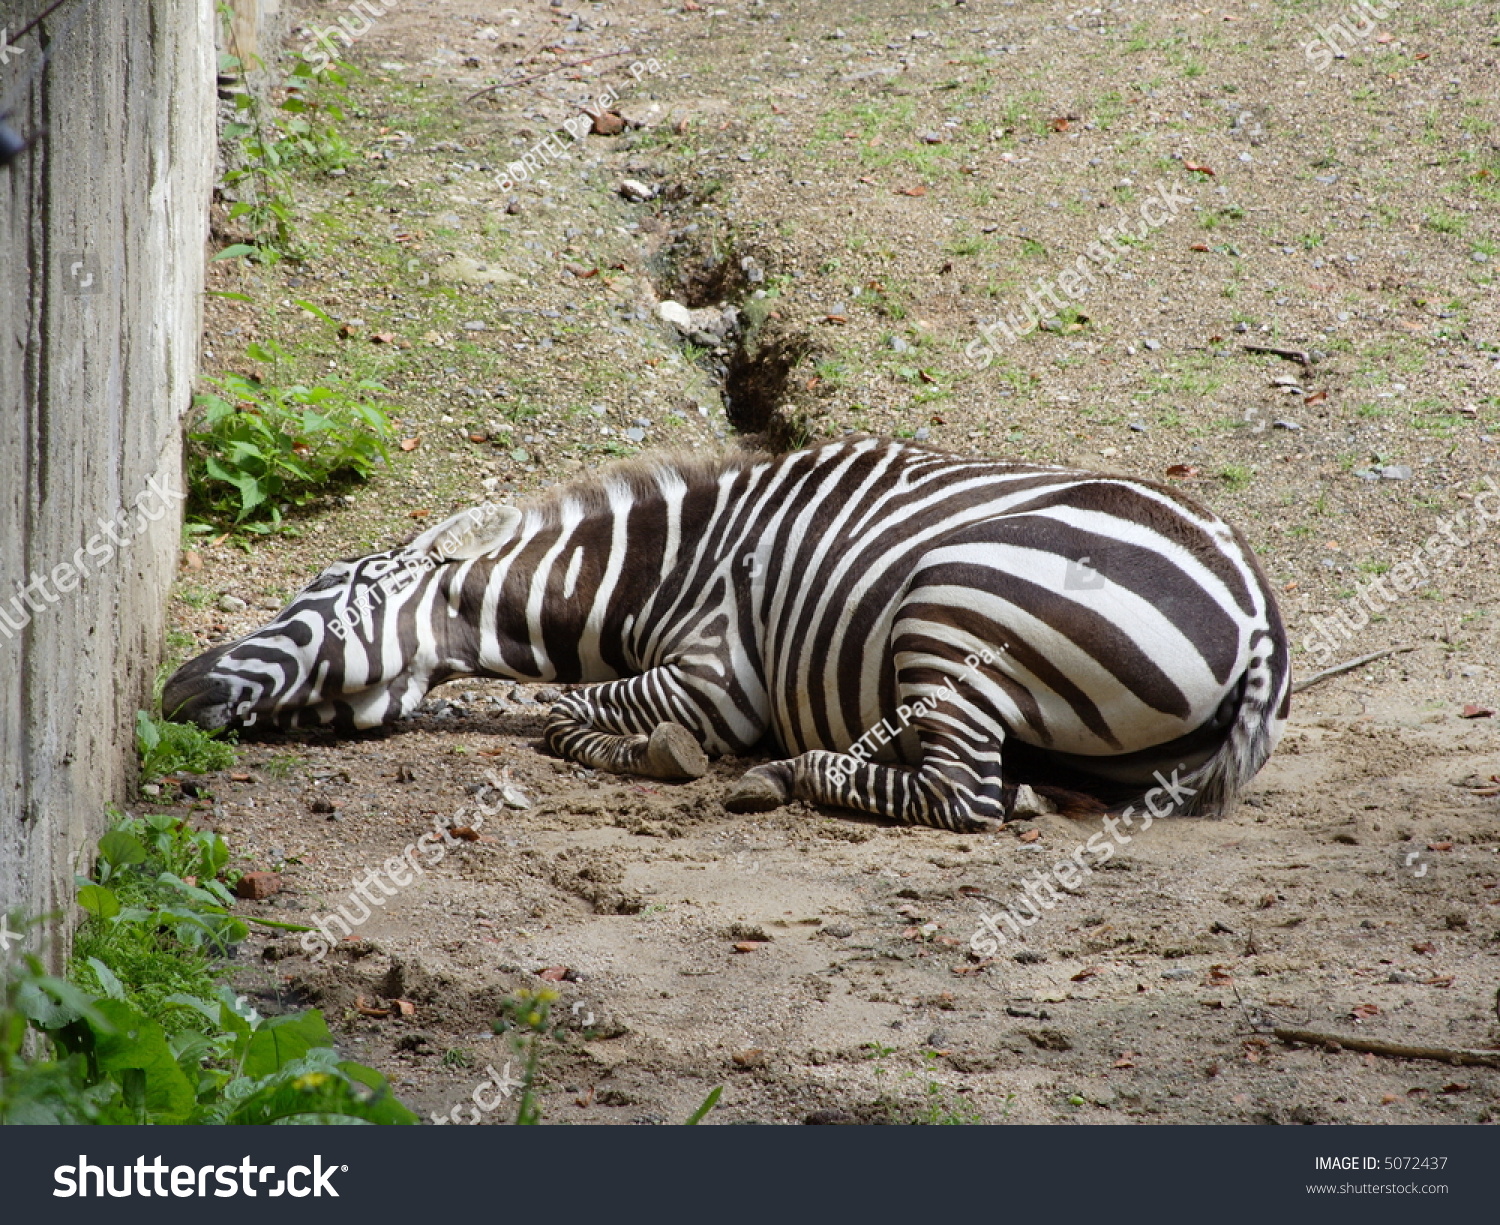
[0,0,215,963]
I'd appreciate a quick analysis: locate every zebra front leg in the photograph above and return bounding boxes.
[544,664,757,781]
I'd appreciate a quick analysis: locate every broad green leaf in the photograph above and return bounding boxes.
[85,957,127,1002]
[242,1010,335,1079]
[89,1000,195,1124]
[212,243,258,262]
[98,830,147,870]
[76,885,120,920]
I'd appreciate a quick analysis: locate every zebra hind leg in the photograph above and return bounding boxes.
[725,741,1010,835]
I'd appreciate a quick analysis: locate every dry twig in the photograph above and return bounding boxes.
[1274,1027,1500,1069]
[1291,645,1417,695]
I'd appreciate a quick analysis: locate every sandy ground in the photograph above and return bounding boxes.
[161,0,1500,1124]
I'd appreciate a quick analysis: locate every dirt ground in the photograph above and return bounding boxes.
[163,0,1500,1124]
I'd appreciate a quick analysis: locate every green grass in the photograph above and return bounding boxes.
[136,712,238,781]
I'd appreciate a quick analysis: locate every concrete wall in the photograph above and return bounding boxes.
[0,0,215,964]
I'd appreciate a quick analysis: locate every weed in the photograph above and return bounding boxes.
[1,814,412,1124]
[136,712,237,781]
[187,345,394,531]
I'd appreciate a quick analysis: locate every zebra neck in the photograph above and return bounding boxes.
[474,485,697,684]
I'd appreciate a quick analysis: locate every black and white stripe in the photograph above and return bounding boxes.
[164,438,1290,832]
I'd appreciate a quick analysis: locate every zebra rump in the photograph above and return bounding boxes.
[162,438,1290,833]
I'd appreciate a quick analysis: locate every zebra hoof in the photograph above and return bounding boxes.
[643,722,709,780]
[723,766,790,814]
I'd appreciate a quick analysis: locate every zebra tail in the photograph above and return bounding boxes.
[1164,652,1291,818]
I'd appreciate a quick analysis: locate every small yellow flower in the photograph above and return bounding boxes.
[293,1072,332,1092]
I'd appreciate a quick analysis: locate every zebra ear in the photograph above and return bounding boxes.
[409,504,523,562]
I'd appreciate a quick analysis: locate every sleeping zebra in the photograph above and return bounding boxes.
[163,437,1290,832]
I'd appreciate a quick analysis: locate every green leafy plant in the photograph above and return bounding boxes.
[187,350,394,531]
[492,988,559,1125]
[216,5,352,262]
[0,814,414,1124]
[136,712,237,781]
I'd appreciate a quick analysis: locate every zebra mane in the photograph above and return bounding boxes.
[510,443,772,530]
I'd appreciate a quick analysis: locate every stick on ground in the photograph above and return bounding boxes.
[1241,342,1311,365]
[1291,644,1417,695]
[1274,1027,1500,1069]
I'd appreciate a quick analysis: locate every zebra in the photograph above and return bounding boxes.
[163,437,1291,833]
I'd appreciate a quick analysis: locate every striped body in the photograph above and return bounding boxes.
[164,439,1290,832]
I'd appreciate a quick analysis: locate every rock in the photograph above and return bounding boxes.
[217,594,247,613]
[502,786,531,810]
[235,871,282,900]
[619,178,654,202]
[1161,967,1196,980]
[535,686,563,704]
[1143,338,1161,351]
[657,300,694,330]
[461,320,487,331]
[592,111,626,136]
[1379,465,1413,481]
[624,427,646,444]
[435,254,525,286]
[823,923,853,939]
[1272,420,1301,430]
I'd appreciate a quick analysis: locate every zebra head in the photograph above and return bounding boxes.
[162,504,521,733]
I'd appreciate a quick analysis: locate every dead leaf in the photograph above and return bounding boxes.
[408,509,430,520]
[468,432,488,443]
[1420,975,1455,988]
[394,998,416,1017]
[1183,161,1215,176]
[1204,964,1234,987]
[371,331,399,344]
[1441,1082,1470,1093]
[1113,1051,1136,1068]
[732,941,766,953]
[1305,389,1328,405]
[1165,463,1201,479]
[448,826,481,841]
[1427,841,1454,852]
[230,773,253,783]
[1049,117,1071,132]
[537,965,570,981]
[354,996,391,1018]
[1460,705,1494,719]
[895,185,927,197]
[399,436,422,451]
[1374,30,1395,43]
[1071,966,1103,982]
[1412,941,1436,955]
[1189,242,1210,252]
[1351,1003,1380,1020]
[1380,1093,1399,1105]
[1018,829,1041,844]
[731,1048,766,1067]
[952,962,992,975]
[590,110,625,136]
